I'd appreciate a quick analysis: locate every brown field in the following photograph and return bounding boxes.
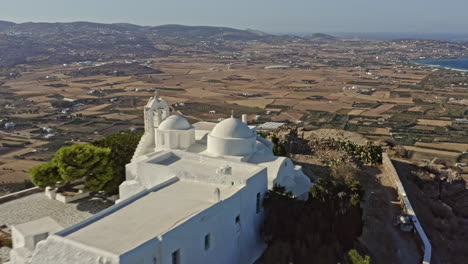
[0,159,43,171]
[101,113,139,121]
[415,142,468,152]
[371,91,390,99]
[404,146,460,158]
[417,119,452,127]
[407,106,424,112]
[361,104,395,116]
[228,98,275,109]
[373,128,390,135]
[347,109,366,115]
[338,92,414,104]
[294,100,351,113]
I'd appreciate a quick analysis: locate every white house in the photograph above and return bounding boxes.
[8,96,311,264]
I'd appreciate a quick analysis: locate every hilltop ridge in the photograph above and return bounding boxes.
[0,21,343,68]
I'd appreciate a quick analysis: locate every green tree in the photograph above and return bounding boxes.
[29,161,61,188]
[273,144,286,156]
[93,132,143,194]
[348,249,371,264]
[52,144,114,192]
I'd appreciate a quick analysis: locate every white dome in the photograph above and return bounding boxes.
[211,118,254,139]
[158,115,192,130]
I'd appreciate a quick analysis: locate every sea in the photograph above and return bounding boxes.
[412,59,468,71]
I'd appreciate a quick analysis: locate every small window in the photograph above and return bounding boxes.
[256,193,261,213]
[172,249,180,264]
[204,234,211,250]
[235,215,240,224]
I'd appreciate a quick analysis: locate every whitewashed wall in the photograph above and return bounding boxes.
[29,236,119,264]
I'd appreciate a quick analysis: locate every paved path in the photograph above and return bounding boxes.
[0,193,113,263]
[0,193,112,228]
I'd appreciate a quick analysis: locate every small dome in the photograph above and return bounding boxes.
[158,115,192,130]
[211,118,254,138]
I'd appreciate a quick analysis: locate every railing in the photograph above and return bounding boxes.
[382,153,432,264]
[0,186,41,204]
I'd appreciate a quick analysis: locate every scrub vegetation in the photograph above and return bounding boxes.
[260,179,367,264]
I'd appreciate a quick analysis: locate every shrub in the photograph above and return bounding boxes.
[0,235,12,248]
[348,249,371,264]
[330,162,360,182]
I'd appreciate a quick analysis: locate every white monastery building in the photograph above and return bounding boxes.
[8,96,312,264]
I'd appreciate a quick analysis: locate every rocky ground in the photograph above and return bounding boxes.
[393,159,468,264]
[277,127,422,263]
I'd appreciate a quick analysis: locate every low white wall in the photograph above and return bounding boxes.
[55,192,89,203]
[0,187,40,204]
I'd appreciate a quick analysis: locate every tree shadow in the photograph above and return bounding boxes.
[74,196,114,214]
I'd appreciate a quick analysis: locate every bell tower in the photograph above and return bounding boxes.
[133,95,171,160]
[145,93,170,130]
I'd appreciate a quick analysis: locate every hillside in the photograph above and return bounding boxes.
[0,21,344,69]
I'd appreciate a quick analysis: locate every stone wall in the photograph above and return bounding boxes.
[382,153,432,264]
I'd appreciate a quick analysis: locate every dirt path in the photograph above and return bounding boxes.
[359,166,422,263]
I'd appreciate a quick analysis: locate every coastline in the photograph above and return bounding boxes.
[411,59,468,72]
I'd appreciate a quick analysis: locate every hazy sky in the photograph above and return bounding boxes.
[2,0,468,33]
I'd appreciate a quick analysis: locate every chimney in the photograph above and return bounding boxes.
[242,114,248,124]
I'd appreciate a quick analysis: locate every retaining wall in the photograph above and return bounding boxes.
[382,152,432,264]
